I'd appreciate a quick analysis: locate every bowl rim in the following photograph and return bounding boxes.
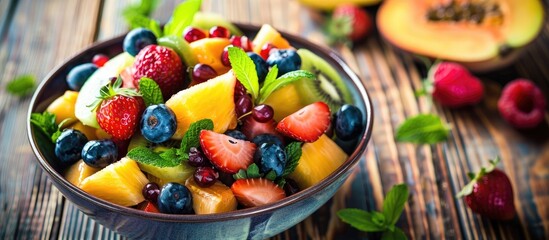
[27,23,374,223]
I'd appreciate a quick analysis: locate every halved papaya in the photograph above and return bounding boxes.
[377,0,544,71]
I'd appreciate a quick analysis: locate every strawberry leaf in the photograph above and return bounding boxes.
[337,209,387,232]
[180,119,214,154]
[382,184,409,226]
[233,169,247,180]
[228,46,259,100]
[138,77,164,106]
[7,74,36,97]
[265,170,277,181]
[246,163,261,178]
[163,0,202,37]
[395,114,451,144]
[257,70,315,104]
[282,142,302,176]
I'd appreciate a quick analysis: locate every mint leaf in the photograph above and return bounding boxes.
[163,0,202,37]
[395,114,450,144]
[382,184,409,226]
[258,70,315,104]
[261,65,279,89]
[30,112,59,143]
[282,142,302,176]
[159,148,183,163]
[180,119,214,154]
[122,0,162,37]
[381,228,407,240]
[138,77,164,106]
[337,209,387,232]
[246,163,261,178]
[7,75,36,96]
[122,0,159,17]
[127,146,180,167]
[228,47,259,99]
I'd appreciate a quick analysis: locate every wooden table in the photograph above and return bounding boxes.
[1,0,548,239]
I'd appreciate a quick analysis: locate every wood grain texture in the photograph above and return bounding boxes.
[0,0,548,239]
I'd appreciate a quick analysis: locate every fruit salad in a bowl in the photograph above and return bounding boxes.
[28,1,372,238]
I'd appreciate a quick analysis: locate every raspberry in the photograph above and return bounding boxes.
[497,79,546,129]
[430,62,484,108]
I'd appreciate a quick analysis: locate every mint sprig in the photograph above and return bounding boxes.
[30,112,71,143]
[127,147,182,167]
[282,142,302,176]
[395,114,450,144]
[258,69,315,103]
[7,74,36,97]
[122,0,162,37]
[138,77,164,106]
[338,184,409,240]
[179,119,214,155]
[163,0,202,37]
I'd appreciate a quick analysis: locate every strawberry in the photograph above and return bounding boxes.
[131,45,186,98]
[240,117,283,141]
[141,201,160,213]
[276,102,331,142]
[498,79,546,129]
[94,78,143,140]
[231,178,286,208]
[326,4,372,44]
[457,158,516,221]
[429,62,484,108]
[199,130,256,174]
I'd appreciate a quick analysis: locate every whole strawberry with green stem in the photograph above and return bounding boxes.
[326,4,372,45]
[457,157,516,221]
[93,77,144,141]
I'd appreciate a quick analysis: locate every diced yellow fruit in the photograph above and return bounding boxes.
[252,24,291,54]
[79,158,149,206]
[190,38,231,74]
[185,178,237,214]
[262,83,307,122]
[64,159,99,186]
[288,134,348,189]
[165,71,238,139]
[68,121,98,140]
[46,90,79,125]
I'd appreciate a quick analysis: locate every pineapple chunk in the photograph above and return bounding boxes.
[185,178,237,214]
[64,159,99,186]
[288,134,348,189]
[189,38,231,74]
[165,71,238,139]
[252,24,291,54]
[262,83,307,122]
[79,158,149,206]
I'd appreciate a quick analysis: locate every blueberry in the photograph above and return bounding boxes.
[247,52,269,83]
[158,182,193,214]
[334,104,363,140]
[66,63,98,91]
[81,140,118,168]
[55,129,88,165]
[254,143,286,177]
[123,28,157,56]
[140,104,177,143]
[266,49,301,77]
[252,134,283,148]
[225,130,247,140]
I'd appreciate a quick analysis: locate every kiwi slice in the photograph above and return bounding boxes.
[128,134,194,185]
[190,12,244,36]
[295,49,353,112]
[157,35,198,67]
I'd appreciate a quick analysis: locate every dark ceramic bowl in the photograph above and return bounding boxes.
[27,23,373,239]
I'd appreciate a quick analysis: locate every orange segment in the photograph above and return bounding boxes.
[190,38,231,74]
[165,71,238,139]
[252,24,292,54]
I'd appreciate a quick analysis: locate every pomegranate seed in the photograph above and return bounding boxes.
[183,27,207,43]
[230,36,253,52]
[193,167,219,187]
[209,26,231,38]
[92,54,109,67]
[260,43,276,60]
[221,45,232,67]
[192,64,218,84]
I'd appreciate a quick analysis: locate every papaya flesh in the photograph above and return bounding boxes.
[377,0,544,71]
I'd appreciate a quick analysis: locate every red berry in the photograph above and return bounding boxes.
[131,45,186,98]
[234,81,247,99]
[498,79,546,129]
[329,4,372,42]
[221,46,231,67]
[235,95,253,117]
[199,130,256,174]
[193,167,219,187]
[241,117,283,141]
[140,201,160,213]
[230,35,253,52]
[276,102,331,142]
[430,62,484,108]
[97,95,143,140]
[192,63,218,84]
[231,178,286,208]
[209,26,230,38]
[259,43,276,60]
[252,104,274,123]
[183,27,207,43]
[92,54,109,67]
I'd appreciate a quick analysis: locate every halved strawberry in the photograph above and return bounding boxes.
[231,178,286,208]
[140,201,160,213]
[276,102,331,142]
[199,130,256,174]
[240,117,283,141]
